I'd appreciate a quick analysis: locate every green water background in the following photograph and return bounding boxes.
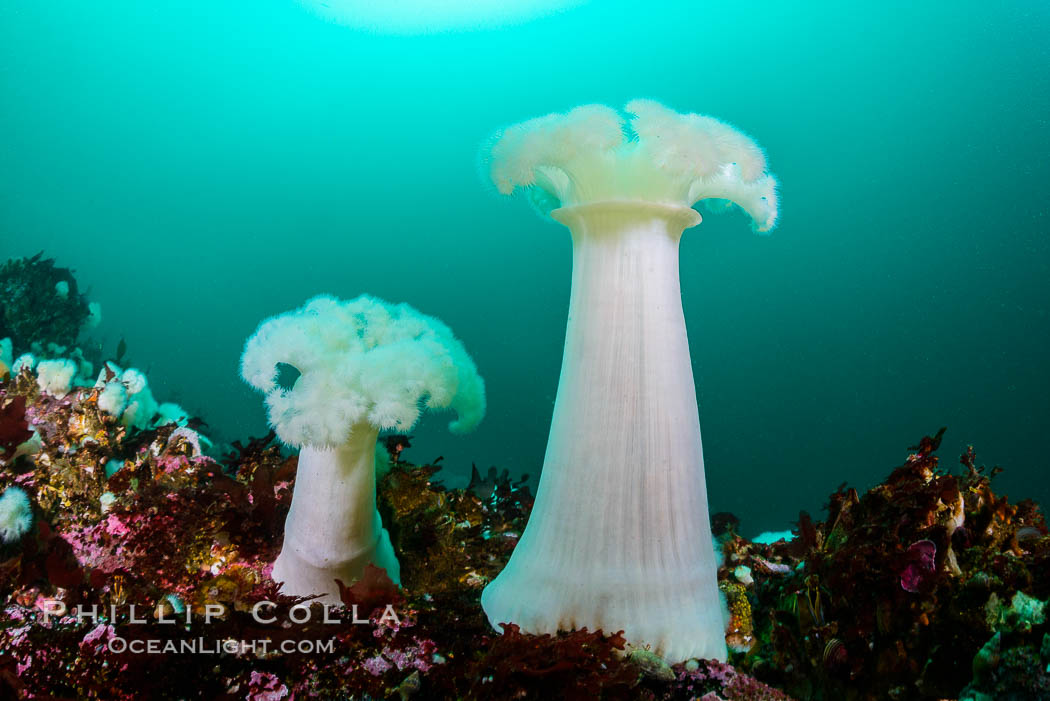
[1,0,1047,535]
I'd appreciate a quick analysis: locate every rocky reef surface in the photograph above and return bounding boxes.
[0,253,97,352]
[0,367,792,700]
[716,428,1049,700]
[0,254,1047,699]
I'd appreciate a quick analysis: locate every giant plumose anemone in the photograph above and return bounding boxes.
[480,99,778,662]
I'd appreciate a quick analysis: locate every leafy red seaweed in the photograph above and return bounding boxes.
[0,395,32,460]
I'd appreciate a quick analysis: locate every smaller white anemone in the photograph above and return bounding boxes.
[93,363,160,430]
[36,359,78,397]
[0,486,33,543]
[241,294,485,603]
[98,381,128,417]
[86,302,102,329]
[12,354,36,374]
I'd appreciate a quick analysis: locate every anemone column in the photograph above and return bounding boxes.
[482,201,727,661]
[480,100,778,662]
[271,424,400,605]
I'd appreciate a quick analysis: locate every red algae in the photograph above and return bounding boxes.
[720,429,1049,700]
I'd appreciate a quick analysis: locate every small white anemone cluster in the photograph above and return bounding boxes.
[4,341,95,395]
[1,337,191,432]
[93,362,190,430]
[94,363,158,429]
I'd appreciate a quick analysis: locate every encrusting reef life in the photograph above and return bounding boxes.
[240,294,486,603]
[0,253,192,440]
[718,430,1050,700]
[0,341,792,699]
[479,99,778,663]
[0,313,1046,699]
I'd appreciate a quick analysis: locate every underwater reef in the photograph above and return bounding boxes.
[0,253,99,353]
[0,365,789,700]
[0,257,1048,700]
[1,359,1048,699]
[718,429,1049,701]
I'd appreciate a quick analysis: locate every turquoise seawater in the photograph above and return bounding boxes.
[1,0,1047,535]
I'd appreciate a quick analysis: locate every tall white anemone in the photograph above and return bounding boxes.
[241,295,485,604]
[480,100,778,662]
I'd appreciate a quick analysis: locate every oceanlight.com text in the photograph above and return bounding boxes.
[106,637,337,655]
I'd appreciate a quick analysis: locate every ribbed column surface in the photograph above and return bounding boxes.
[482,201,726,662]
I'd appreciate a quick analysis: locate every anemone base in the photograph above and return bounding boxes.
[271,522,399,605]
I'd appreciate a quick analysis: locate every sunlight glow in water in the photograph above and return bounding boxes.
[298,0,584,33]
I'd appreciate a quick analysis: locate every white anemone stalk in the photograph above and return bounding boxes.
[479,100,778,662]
[241,295,485,604]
